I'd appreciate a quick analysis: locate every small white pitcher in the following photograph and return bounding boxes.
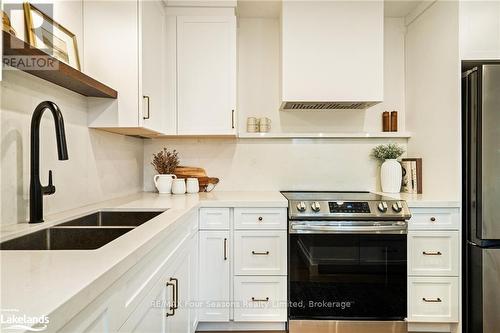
[153,174,177,194]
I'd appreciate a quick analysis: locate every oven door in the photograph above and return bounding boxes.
[288,232,407,320]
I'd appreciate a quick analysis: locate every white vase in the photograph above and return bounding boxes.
[380,159,402,193]
[153,174,177,194]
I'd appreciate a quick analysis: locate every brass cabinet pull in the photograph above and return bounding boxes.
[170,278,179,310]
[143,96,150,120]
[166,279,176,317]
[258,216,263,221]
[423,251,442,256]
[252,250,270,255]
[251,297,269,302]
[430,217,436,222]
[224,238,227,260]
[422,297,442,303]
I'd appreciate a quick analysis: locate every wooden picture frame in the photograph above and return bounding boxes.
[23,2,81,70]
[401,158,423,194]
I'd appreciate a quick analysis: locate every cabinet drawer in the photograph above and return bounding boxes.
[233,276,287,322]
[199,208,230,230]
[234,208,287,230]
[408,231,459,276]
[408,277,459,323]
[408,208,460,230]
[234,231,287,275]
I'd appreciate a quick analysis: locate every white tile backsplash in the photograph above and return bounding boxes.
[143,137,408,192]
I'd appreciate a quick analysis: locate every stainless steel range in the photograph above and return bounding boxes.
[282,191,411,333]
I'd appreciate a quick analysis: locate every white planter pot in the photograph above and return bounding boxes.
[380,159,402,193]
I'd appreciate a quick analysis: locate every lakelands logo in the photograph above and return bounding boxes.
[1,309,49,332]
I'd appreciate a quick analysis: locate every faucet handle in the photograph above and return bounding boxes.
[43,170,56,195]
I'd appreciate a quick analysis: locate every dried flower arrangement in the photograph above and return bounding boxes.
[151,148,180,174]
[371,143,405,161]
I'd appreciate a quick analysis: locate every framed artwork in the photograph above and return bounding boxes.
[23,2,81,70]
[401,158,423,194]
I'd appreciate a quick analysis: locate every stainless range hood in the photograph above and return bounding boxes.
[280,1,384,111]
[280,101,381,111]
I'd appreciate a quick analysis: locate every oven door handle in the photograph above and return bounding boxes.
[290,223,407,234]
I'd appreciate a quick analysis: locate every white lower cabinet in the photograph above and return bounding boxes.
[198,230,231,321]
[119,238,195,333]
[408,231,459,276]
[234,208,287,230]
[167,253,191,333]
[199,208,230,230]
[58,212,198,333]
[58,291,122,333]
[407,205,460,332]
[408,277,459,323]
[119,272,170,333]
[233,276,287,322]
[234,231,287,275]
[408,208,460,230]
[198,207,287,328]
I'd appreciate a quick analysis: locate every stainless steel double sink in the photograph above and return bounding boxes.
[0,210,165,251]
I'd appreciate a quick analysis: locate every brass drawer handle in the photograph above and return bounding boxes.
[251,297,269,302]
[423,251,442,256]
[171,278,179,309]
[143,95,150,120]
[166,279,176,317]
[430,217,436,222]
[224,238,228,261]
[252,250,270,255]
[258,216,263,221]
[422,297,442,303]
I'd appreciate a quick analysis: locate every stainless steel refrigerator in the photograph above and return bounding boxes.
[463,63,500,333]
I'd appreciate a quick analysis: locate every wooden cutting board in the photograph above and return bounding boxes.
[174,166,207,179]
[174,166,219,192]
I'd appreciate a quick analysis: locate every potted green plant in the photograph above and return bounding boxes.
[151,148,179,194]
[372,143,405,193]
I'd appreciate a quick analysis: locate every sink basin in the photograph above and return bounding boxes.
[58,210,164,227]
[0,210,165,250]
[0,227,134,250]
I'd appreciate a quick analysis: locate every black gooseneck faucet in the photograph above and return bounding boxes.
[30,101,69,223]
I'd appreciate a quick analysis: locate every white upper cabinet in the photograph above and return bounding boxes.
[460,1,500,60]
[281,1,384,105]
[84,0,170,136]
[140,0,170,134]
[176,15,237,135]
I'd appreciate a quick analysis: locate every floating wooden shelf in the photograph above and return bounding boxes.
[238,132,412,139]
[2,31,117,98]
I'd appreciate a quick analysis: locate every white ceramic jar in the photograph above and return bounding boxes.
[186,178,199,194]
[172,179,186,195]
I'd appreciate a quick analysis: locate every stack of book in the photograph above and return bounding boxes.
[401,158,422,194]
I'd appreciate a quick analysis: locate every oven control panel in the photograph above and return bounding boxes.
[289,200,411,220]
[328,201,370,213]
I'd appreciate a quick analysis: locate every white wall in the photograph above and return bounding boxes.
[1,0,144,225]
[405,0,461,199]
[460,0,500,60]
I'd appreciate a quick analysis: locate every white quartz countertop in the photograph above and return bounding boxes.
[0,191,287,331]
[376,192,461,208]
